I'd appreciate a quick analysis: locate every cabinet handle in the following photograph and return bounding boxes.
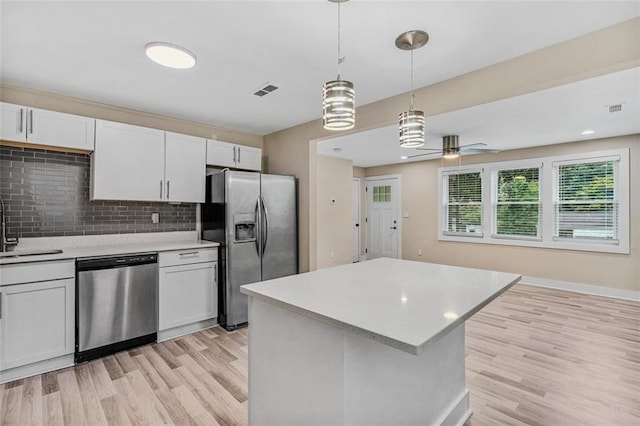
[233,146,236,163]
[160,180,163,199]
[29,110,34,134]
[0,292,2,319]
[179,251,200,258]
[167,181,170,199]
[19,109,24,133]
[214,263,217,284]
[237,147,241,163]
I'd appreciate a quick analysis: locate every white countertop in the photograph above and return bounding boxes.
[0,239,219,265]
[241,258,521,355]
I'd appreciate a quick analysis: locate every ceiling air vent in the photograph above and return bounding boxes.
[253,82,280,97]
[608,103,623,113]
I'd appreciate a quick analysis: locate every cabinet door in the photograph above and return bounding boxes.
[206,140,237,168]
[165,132,206,203]
[28,108,95,151]
[0,279,74,371]
[0,102,27,143]
[92,120,165,201]
[159,262,217,331]
[236,145,262,171]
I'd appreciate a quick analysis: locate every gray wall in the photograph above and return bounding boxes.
[0,146,196,238]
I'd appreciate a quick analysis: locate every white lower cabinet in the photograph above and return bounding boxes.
[159,249,218,334]
[0,261,75,373]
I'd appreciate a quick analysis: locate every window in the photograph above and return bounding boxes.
[494,167,541,239]
[437,149,629,254]
[554,158,618,243]
[443,171,482,236]
[373,185,392,203]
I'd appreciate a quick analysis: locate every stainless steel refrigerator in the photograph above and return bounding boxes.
[201,170,297,330]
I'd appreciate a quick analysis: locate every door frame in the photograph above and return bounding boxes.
[365,174,402,259]
[352,177,361,262]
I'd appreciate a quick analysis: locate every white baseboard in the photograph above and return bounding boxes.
[158,318,219,342]
[0,354,74,384]
[521,276,640,302]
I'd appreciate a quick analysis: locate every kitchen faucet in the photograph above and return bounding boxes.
[0,196,19,252]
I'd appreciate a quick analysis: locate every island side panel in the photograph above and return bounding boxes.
[343,324,470,425]
[248,297,345,424]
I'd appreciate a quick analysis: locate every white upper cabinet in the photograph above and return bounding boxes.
[0,102,95,151]
[92,120,165,201]
[206,140,236,168]
[207,139,262,171]
[164,132,206,203]
[92,121,207,203]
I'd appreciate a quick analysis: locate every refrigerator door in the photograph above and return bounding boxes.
[261,174,298,281]
[225,171,262,328]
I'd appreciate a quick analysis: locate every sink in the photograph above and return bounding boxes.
[0,249,64,259]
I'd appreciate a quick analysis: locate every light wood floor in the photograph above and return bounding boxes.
[1,284,638,425]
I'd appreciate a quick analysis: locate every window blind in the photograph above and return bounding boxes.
[554,160,618,242]
[444,172,482,236]
[494,167,541,238]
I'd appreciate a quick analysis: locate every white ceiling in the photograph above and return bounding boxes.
[1,1,638,135]
[317,67,640,167]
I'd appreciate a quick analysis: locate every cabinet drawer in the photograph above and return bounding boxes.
[159,248,217,267]
[0,260,75,286]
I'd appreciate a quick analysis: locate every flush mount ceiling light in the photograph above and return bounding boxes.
[581,129,595,135]
[396,30,429,148]
[323,0,355,131]
[145,42,196,69]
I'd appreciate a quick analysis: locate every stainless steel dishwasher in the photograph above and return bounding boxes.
[76,253,158,363]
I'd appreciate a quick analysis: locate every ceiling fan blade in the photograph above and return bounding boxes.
[459,142,488,149]
[408,152,441,158]
[414,147,442,152]
[460,148,500,155]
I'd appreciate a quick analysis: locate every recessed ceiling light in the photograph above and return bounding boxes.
[444,312,459,320]
[400,155,408,160]
[145,42,196,69]
[581,129,595,135]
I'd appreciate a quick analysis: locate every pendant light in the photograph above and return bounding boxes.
[323,0,355,131]
[396,30,429,148]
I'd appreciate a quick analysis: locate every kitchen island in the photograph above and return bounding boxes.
[241,258,521,425]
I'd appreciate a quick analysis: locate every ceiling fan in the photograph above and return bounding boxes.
[408,135,500,159]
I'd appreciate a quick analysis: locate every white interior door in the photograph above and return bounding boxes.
[352,178,361,262]
[366,176,400,260]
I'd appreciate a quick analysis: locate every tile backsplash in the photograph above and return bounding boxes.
[0,146,196,238]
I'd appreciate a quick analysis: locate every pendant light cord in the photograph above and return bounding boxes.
[337,0,342,80]
[409,47,414,111]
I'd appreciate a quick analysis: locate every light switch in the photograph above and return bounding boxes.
[403,211,410,218]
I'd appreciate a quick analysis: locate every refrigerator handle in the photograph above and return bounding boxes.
[255,197,261,256]
[261,196,269,254]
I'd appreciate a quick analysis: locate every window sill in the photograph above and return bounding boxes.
[438,233,629,254]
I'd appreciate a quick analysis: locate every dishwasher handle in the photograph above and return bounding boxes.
[77,253,158,271]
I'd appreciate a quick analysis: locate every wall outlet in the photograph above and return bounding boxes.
[417,248,423,256]
[151,212,160,224]
[403,211,410,218]
[211,133,217,140]
[330,251,335,259]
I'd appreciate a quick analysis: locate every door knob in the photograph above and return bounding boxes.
[390,226,397,230]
